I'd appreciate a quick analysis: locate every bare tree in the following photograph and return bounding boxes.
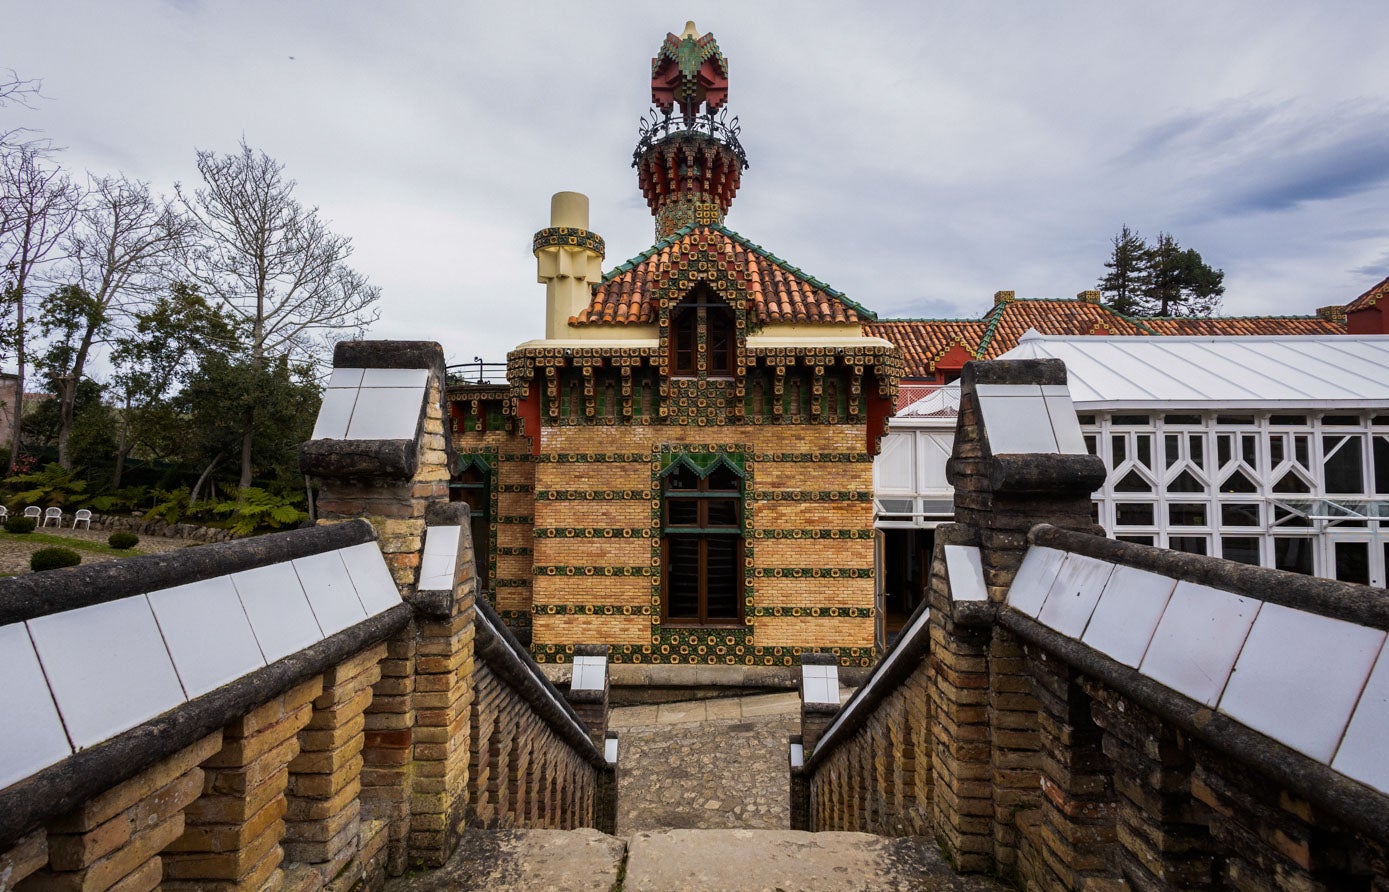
[0,68,46,149]
[0,145,80,470]
[178,140,380,487]
[40,176,192,468]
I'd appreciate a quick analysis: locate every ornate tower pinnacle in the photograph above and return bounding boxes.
[534,192,605,339]
[634,22,748,240]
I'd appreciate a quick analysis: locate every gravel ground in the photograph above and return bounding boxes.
[0,526,199,575]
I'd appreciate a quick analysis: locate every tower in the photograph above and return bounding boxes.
[633,22,748,239]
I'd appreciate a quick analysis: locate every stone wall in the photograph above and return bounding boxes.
[796,359,1389,890]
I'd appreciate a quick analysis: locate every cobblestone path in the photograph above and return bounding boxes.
[609,692,804,835]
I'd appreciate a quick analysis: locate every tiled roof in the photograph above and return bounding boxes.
[1346,275,1389,312]
[874,297,1351,379]
[574,223,873,326]
[1140,316,1346,336]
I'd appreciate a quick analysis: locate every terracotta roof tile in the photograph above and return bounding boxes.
[863,320,986,375]
[974,299,1153,358]
[575,224,872,326]
[1346,274,1389,313]
[1140,316,1346,336]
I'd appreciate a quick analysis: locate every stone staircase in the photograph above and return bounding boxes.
[387,828,1005,892]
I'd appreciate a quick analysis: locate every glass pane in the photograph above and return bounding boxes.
[1221,503,1260,527]
[1168,503,1207,526]
[1189,435,1204,468]
[1084,435,1097,456]
[1165,414,1201,425]
[1323,415,1359,426]
[706,465,741,492]
[1375,437,1389,494]
[1217,415,1255,425]
[1270,415,1307,426]
[667,499,698,526]
[1116,535,1154,546]
[1165,434,1179,469]
[1112,415,1150,426]
[1242,435,1258,467]
[666,536,700,618]
[1112,435,1126,464]
[1295,436,1310,468]
[1273,537,1313,575]
[1115,503,1154,525]
[1136,435,1152,469]
[1219,469,1258,494]
[1217,435,1232,468]
[1272,472,1310,494]
[1323,436,1364,494]
[1115,470,1152,493]
[1270,437,1285,465]
[665,465,698,490]
[705,498,740,528]
[704,535,741,618]
[1335,541,1371,585]
[1273,505,1312,528]
[1169,536,1208,556]
[1169,470,1205,493]
[1221,537,1261,566]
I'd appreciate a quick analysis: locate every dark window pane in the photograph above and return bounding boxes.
[1323,436,1364,494]
[1112,436,1126,463]
[1189,435,1204,467]
[1221,537,1261,566]
[1295,436,1310,468]
[1165,434,1179,469]
[1169,536,1208,556]
[1273,505,1312,527]
[1136,435,1152,468]
[1112,415,1150,426]
[666,464,698,490]
[706,465,740,492]
[667,499,698,526]
[1323,415,1359,426]
[1169,470,1205,493]
[1165,414,1201,425]
[1270,438,1285,465]
[1335,541,1370,585]
[1274,538,1314,575]
[1270,415,1307,426]
[1168,503,1207,526]
[666,536,700,617]
[1076,414,1096,425]
[705,498,739,528]
[1242,435,1258,466]
[1116,535,1154,546]
[1376,437,1389,494]
[703,536,741,618]
[1216,415,1255,425]
[1115,503,1154,525]
[1217,435,1232,468]
[1273,472,1310,494]
[1220,469,1258,493]
[1084,435,1097,456]
[1115,470,1152,493]
[1221,503,1260,526]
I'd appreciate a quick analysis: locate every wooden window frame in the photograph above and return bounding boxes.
[661,467,744,626]
[671,290,735,378]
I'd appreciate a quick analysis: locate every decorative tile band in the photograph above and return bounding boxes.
[533,640,877,668]
[496,483,534,493]
[535,489,652,501]
[751,568,874,579]
[751,490,872,502]
[749,606,874,618]
[534,565,655,578]
[751,529,874,540]
[533,527,655,539]
[496,515,535,525]
[496,546,532,556]
[494,578,532,588]
[532,226,605,255]
[751,452,873,463]
[533,604,654,616]
[537,453,652,463]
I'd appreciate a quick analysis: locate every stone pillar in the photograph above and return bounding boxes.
[283,646,383,884]
[798,653,841,754]
[163,682,319,891]
[32,733,222,892]
[934,359,1107,876]
[789,735,810,831]
[564,645,611,748]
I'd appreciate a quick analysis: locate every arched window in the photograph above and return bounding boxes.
[671,287,735,376]
[661,454,744,624]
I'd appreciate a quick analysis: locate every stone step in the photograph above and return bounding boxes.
[387,828,1007,892]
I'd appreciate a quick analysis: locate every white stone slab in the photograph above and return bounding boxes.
[1007,547,1068,618]
[361,367,429,388]
[418,525,462,591]
[945,545,987,602]
[605,736,619,764]
[1333,643,1389,795]
[801,664,839,704]
[148,576,267,699]
[572,655,607,691]
[1081,565,1177,668]
[1041,386,1088,455]
[293,551,368,636]
[977,392,1058,454]
[1218,603,1384,763]
[339,542,402,615]
[326,367,365,389]
[310,386,359,440]
[344,387,424,440]
[232,562,324,662]
[789,741,804,768]
[1037,553,1114,638]
[1139,581,1260,707]
[976,384,1038,398]
[0,622,73,789]
[29,596,187,750]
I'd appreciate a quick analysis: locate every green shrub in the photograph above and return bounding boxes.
[30,547,81,572]
[108,531,140,550]
[4,516,37,534]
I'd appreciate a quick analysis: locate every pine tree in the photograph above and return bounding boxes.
[1098,225,1148,315]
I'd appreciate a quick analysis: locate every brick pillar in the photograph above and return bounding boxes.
[283,645,383,883]
[564,645,611,748]
[31,733,222,892]
[595,731,619,836]
[163,681,319,891]
[798,653,840,754]
[789,735,810,831]
[361,632,416,875]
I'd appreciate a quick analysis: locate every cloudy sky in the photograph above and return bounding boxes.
[7,2,1389,369]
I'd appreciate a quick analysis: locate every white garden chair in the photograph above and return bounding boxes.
[72,509,92,530]
[0,506,8,521]
[23,506,41,521]
[42,507,62,527]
